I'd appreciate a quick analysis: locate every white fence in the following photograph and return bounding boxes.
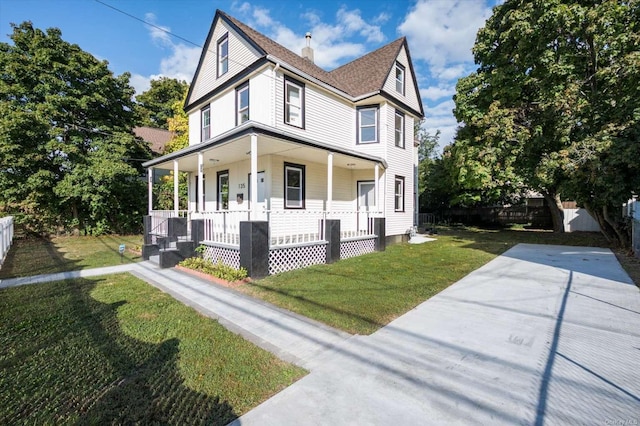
[0,216,14,269]
[563,208,600,232]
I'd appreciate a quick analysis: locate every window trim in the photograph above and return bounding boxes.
[217,170,230,211]
[235,82,249,126]
[395,61,405,95]
[201,105,211,142]
[217,33,229,78]
[394,109,405,149]
[356,105,379,144]
[394,175,405,212]
[284,162,305,209]
[284,75,305,129]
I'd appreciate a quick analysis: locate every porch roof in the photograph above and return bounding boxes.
[142,121,388,172]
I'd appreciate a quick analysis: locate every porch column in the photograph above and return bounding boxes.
[374,163,380,211]
[198,152,204,212]
[327,152,333,211]
[147,167,153,214]
[250,133,258,219]
[173,160,179,214]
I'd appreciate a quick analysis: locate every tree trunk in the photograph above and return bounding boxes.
[583,202,630,248]
[543,192,564,233]
[603,205,630,248]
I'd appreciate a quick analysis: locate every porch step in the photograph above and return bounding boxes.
[148,254,159,265]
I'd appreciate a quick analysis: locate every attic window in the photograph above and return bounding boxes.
[395,62,405,95]
[217,34,229,77]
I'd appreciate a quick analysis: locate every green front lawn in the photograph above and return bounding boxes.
[0,273,305,424]
[239,227,615,335]
[0,235,143,279]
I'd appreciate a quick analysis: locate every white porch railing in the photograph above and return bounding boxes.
[149,210,189,236]
[269,210,382,246]
[0,216,14,269]
[326,210,383,239]
[201,210,251,245]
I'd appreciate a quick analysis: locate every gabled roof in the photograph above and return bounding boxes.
[188,10,424,116]
[329,37,405,97]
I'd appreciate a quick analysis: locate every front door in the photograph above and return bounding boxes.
[357,181,375,232]
[358,181,375,211]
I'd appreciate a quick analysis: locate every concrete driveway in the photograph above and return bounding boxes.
[233,244,640,425]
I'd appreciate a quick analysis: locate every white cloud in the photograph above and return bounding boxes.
[131,14,201,95]
[145,12,172,47]
[399,0,491,75]
[436,64,470,81]
[236,3,384,69]
[421,85,456,101]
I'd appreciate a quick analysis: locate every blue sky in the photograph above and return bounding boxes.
[1,0,502,150]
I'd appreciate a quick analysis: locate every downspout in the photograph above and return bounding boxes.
[272,63,280,127]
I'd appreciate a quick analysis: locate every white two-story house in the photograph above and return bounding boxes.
[142,9,424,275]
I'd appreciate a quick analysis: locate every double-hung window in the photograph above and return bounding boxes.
[217,34,229,77]
[395,62,405,95]
[284,162,305,209]
[236,82,249,125]
[217,170,229,210]
[284,77,304,128]
[236,82,249,126]
[201,106,211,142]
[357,106,379,144]
[394,176,405,212]
[394,110,404,148]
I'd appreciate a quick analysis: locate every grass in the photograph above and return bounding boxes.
[238,227,629,335]
[0,235,143,279]
[0,273,305,424]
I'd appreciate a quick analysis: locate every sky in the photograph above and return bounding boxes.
[0,0,503,151]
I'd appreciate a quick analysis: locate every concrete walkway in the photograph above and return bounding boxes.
[0,260,351,369]
[2,244,639,424]
[232,244,640,425]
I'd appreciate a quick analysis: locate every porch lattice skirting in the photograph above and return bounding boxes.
[269,243,328,275]
[340,238,376,260]
[202,245,241,270]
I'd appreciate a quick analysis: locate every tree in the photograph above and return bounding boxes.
[452,0,640,243]
[136,77,188,129]
[0,22,151,234]
[154,88,190,210]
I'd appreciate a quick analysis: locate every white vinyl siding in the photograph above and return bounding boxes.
[382,46,422,114]
[274,71,355,149]
[188,20,261,105]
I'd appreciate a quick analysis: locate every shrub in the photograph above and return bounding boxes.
[179,257,248,282]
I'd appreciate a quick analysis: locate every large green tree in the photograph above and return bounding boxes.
[0,22,151,234]
[452,0,640,244]
[136,77,188,129]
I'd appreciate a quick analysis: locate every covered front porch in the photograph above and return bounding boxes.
[142,124,388,276]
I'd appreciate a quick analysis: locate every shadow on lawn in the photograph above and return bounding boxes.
[0,277,236,425]
[0,237,80,279]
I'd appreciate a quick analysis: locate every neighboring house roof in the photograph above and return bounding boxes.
[133,126,174,155]
[187,10,424,116]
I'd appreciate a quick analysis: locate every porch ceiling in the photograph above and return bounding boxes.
[151,132,382,172]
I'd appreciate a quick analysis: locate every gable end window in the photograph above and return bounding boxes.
[395,62,405,95]
[284,76,305,128]
[394,176,405,212]
[201,106,211,142]
[357,106,379,144]
[236,82,249,125]
[394,110,404,148]
[217,34,229,77]
[284,162,305,209]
